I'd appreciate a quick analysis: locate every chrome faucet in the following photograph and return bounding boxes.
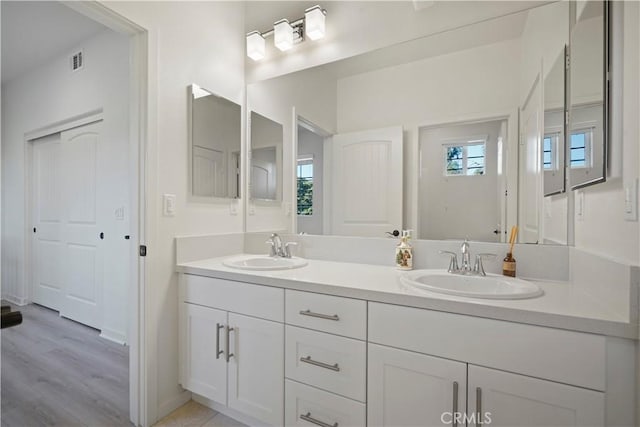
[439,239,495,276]
[265,233,297,258]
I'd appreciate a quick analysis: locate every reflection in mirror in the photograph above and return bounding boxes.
[419,120,507,242]
[569,0,607,189]
[250,111,283,201]
[189,84,241,199]
[249,1,573,243]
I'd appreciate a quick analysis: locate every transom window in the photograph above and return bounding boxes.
[296,157,313,215]
[444,141,486,176]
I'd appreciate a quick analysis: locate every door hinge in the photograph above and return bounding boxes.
[139,245,147,257]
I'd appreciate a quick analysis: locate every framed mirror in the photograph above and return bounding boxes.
[568,0,609,189]
[543,47,567,197]
[188,84,241,200]
[250,111,283,202]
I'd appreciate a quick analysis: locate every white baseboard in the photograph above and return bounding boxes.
[2,295,29,306]
[192,393,270,427]
[99,328,128,346]
[157,390,192,422]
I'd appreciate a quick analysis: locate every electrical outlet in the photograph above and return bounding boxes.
[624,178,638,221]
[229,202,238,216]
[163,194,176,217]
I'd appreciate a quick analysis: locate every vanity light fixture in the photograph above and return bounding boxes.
[246,5,327,61]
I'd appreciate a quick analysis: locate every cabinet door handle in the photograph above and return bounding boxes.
[476,387,482,426]
[299,310,340,321]
[300,355,340,372]
[226,326,234,362]
[300,412,338,427]
[215,323,224,359]
[452,381,459,427]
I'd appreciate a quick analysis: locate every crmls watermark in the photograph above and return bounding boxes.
[441,411,493,425]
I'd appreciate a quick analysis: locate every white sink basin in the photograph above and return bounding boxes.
[400,269,543,300]
[223,255,308,271]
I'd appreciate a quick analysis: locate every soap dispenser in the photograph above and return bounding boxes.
[396,230,413,270]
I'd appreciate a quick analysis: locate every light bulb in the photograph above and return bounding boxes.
[246,31,265,61]
[274,19,293,51]
[305,6,325,41]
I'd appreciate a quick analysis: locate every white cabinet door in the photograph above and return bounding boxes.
[180,303,228,405]
[468,365,605,427]
[368,343,466,427]
[228,313,284,426]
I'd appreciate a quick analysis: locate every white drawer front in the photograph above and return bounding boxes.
[285,290,367,339]
[369,302,607,391]
[285,326,366,402]
[181,274,283,322]
[285,380,366,427]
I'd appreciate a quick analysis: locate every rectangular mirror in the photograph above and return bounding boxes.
[250,111,283,202]
[543,47,567,197]
[569,0,609,189]
[189,84,241,200]
[247,1,577,244]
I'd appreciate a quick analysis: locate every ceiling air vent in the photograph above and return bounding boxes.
[71,51,84,71]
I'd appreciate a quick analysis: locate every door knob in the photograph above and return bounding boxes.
[99,232,104,240]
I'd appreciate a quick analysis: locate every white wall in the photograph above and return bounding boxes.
[297,126,324,235]
[336,39,521,235]
[246,65,337,233]
[98,1,246,422]
[419,120,502,242]
[1,29,130,342]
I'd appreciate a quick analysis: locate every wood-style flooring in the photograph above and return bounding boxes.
[154,401,247,427]
[1,303,130,427]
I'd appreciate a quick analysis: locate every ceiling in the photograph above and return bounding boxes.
[1,1,108,84]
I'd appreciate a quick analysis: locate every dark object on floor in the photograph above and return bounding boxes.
[1,307,22,329]
[1,305,11,314]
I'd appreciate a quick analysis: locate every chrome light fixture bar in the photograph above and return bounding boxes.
[246,5,326,61]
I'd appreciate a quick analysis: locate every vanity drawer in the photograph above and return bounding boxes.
[285,380,366,427]
[285,290,366,339]
[368,302,606,391]
[181,274,283,322]
[285,326,366,402]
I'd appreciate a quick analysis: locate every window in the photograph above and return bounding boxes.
[297,157,313,215]
[444,141,486,176]
[543,133,560,170]
[570,128,592,168]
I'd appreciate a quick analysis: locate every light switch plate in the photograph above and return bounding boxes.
[163,194,176,217]
[624,178,638,221]
[229,202,238,216]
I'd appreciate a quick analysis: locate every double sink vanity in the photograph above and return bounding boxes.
[176,233,638,427]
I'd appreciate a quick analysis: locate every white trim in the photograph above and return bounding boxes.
[2,295,29,306]
[100,328,128,346]
[25,110,104,141]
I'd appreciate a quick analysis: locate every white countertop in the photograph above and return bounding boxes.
[177,255,638,339]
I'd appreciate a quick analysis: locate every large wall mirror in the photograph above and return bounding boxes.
[249,111,283,202]
[189,84,241,200]
[569,0,609,189]
[246,1,610,243]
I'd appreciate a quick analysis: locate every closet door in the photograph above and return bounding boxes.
[58,121,104,329]
[32,134,64,310]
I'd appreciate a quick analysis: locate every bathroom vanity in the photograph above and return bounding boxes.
[176,237,638,427]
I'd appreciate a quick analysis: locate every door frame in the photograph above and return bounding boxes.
[414,112,516,241]
[22,3,149,426]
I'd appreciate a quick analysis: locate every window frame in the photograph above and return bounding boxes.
[569,127,593,169]
[442,138,487,177]
[296,156,314,216]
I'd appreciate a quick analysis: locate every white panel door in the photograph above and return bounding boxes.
[193,146,226,198]
[468,365,605,427]
[32,134,64,310]
[228,313,284,426]
[180,303,228,405]
[368,343,467,427]
[330,126,403,237]
[59,122,103,328]
[519,77,543,243]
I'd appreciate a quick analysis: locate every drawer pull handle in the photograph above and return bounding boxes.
[300,412,338,427]
[226,326,234,362]
[452,381,459,427]
[299,310,340,321]
[216,323,224,359]
[476,387,482,426]
[300,356,340,372]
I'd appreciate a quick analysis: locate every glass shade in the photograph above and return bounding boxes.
[246,31,265,61]
[274,19,293,51]
[305,6,325,40]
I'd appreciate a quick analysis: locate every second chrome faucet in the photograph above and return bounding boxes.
[266,233,297,258]
[440,239,495,276]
